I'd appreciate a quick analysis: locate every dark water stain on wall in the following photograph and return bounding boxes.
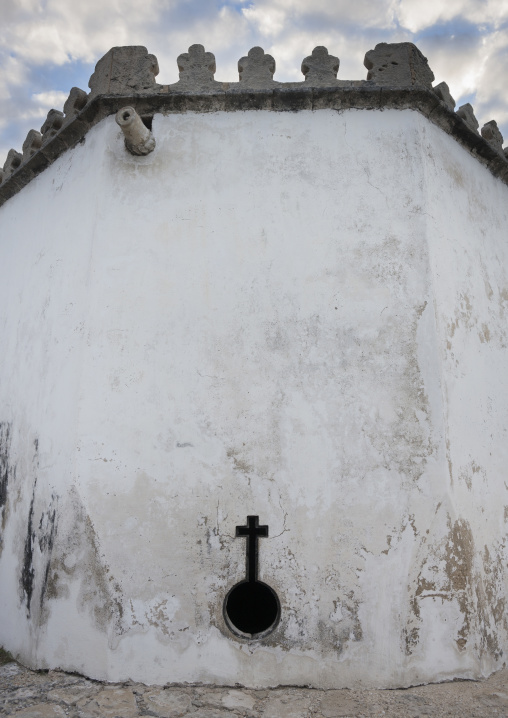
[21,483,36,614]
[19,438,59,619]
[38,498,58,611]
[0,423,11,510]
[0,422,15,551]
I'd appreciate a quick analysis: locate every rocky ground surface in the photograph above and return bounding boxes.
[1,658,508,718]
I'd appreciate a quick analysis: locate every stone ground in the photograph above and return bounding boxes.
[1,656,508,718]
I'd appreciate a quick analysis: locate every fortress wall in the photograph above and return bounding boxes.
[0,107,507,687]
[414,121,508,674]
[0,131,101,666]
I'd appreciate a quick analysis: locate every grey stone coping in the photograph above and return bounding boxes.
[1,83,507,209]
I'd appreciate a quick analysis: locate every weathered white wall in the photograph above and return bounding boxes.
[0,108,507,688]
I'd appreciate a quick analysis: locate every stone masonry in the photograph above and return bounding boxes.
[1,659,508,717]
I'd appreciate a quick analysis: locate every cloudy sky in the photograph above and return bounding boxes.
[1,0,508,163]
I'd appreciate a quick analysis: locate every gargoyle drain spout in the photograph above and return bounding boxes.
[115,106,155,156]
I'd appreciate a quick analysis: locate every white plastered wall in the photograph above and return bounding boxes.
[0,108,507,688]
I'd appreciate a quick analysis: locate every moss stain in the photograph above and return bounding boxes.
[44,489,124,638]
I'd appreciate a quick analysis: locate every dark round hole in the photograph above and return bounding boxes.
[122,111,130,121]
[224,580,280,638]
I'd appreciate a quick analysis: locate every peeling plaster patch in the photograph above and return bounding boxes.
[446,518,475,651]
[406,517,492,656]
[146,598,175,635]
[446,293,475,354]
[126,595,182,642]
[482,548,505,626]
[479,324,491,343]
[446,277,508,354]
[381,535,392,555]
[318,591,363,653]
[226,447,254,476]
[481,545,508,645]
[458,461,485,492]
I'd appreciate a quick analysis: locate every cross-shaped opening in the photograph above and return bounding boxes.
[223,516,280,638]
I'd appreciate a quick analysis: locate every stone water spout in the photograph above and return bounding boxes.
[115,106,155,156]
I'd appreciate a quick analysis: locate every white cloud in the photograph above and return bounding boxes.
[243,6,287,37]
[416,34,484,100]
[471,27,508,127]
[265,29,365,82]
[397,0,508,33]
[0,0,176,66]
[243,0,397,35]
[0,55,27,100]
[31,90,68,108]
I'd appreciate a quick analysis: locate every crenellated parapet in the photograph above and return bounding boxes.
[1,40,508,204]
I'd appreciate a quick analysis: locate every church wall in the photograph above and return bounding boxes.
[0,107,507,687]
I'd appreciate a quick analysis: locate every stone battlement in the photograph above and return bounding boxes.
[0,40,507,206]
